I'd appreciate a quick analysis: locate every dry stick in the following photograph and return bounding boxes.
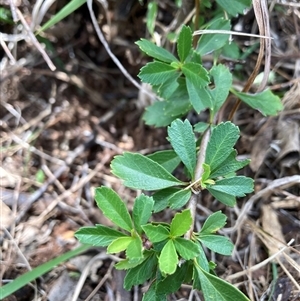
[228,0,271,120]
[185,127,211,239]
[15,8,56,71]
[87,0,155,101]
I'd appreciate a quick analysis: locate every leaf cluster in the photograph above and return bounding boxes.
[137,22,282,127]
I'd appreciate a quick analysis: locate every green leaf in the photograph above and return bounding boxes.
[147,150,181,173]
[194,122,210,133]
[115,257,145,270]
[95,187,133,232]
[195,247,210,272]
[142,224,170,243]
[184,71,212,113]
[182,62,210,88]
[193,265,250,301]
[209,65,232,114]
[107,236,133,253]
[143,282,167,301]
[198,234,234,255]
[170,209,192,237]
[206,188,236,206]
[207,176,254,206]
[174,238,200,260]
[124,252,157,290]
[146,1,157,35]
[177,25,192,62]
[197,18,231,55]
[38,0,87,34]
[233,89,283,116]
[136,39,178,63]
[126,235,143,261]
[156,262,189,294]
[201,163,211,182]
[138,62,179,86]
[168,119,196,177]
[209,150,250,179]
[75,225,126,247]
[169,189,191,210]
[200,211,227,234]
[152,187,181,213]
[143,101,176,127]
[205,122,240,172]
[133,194,154,234]
[216,0,251,16]
[159,240,178,274]
[111,153,184,190]
[208,176,254,196]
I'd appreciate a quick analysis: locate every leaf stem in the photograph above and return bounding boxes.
[185,127,211,239]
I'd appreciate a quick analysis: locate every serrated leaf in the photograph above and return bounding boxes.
[124,252,157,290]
[159,240,178,274]
[194,122,210,133]
[234,89,283,116]
[152,187,181,213]
[193,265,250,301]
[139,62,179,86]
[75,225,126,247]
[205,122,240,172]
[107,236,133,253]
[174,238,200,260]
[133,194,154,234]
[156,262,189,295]
[136,39,178,63]
[197,18,231,55]
[209,150,250,178]
[200,211,227,234]
[168,119,196,176]
[216,0,251,16]
[95,187,133,232]
[142,224,169,243]
[126,235,143,261]
[148,150,181,173]
[169,189,191,210]
[177,25,192,62]
[170,209,192,237]
[198,234,234,255]
[111,153,184,190]
[209,65,232,114]
[182,62,210,87]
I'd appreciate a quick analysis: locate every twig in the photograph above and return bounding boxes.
[226,239,294,281]
[185,127,211,239]
[15,8,56,71]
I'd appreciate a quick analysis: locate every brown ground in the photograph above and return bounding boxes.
[1,1,300,301]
